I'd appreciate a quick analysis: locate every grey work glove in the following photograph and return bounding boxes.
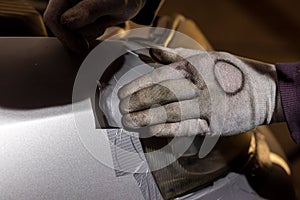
[118,47,284,137]
[44,0,146,52]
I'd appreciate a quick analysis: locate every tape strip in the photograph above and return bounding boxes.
[106,129,163,200]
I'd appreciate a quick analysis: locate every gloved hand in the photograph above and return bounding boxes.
[118,47,284,137]
[44,0,146,52]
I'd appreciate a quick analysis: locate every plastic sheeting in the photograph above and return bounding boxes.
[99,51,153,128]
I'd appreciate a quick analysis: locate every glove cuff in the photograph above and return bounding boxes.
[270,79,285,123]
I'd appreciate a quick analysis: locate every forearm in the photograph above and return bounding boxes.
[275,62,300,143]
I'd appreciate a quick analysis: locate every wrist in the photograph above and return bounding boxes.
[271,83,286,123]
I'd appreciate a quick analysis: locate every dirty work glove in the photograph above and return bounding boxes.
[118,47,284,137]
[44,0,146,52]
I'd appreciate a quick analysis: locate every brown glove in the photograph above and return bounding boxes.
[44,0,146,53]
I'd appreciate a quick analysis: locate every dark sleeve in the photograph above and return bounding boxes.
[131,0,163,25]
[275,62,300,143]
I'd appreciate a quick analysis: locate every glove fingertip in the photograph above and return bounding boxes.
[149,48,182,64]
[61,11,75,24]
[61,11,87,30]
[149,48,170,64]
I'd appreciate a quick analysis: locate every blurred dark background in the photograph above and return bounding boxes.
[160,0,300,63]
